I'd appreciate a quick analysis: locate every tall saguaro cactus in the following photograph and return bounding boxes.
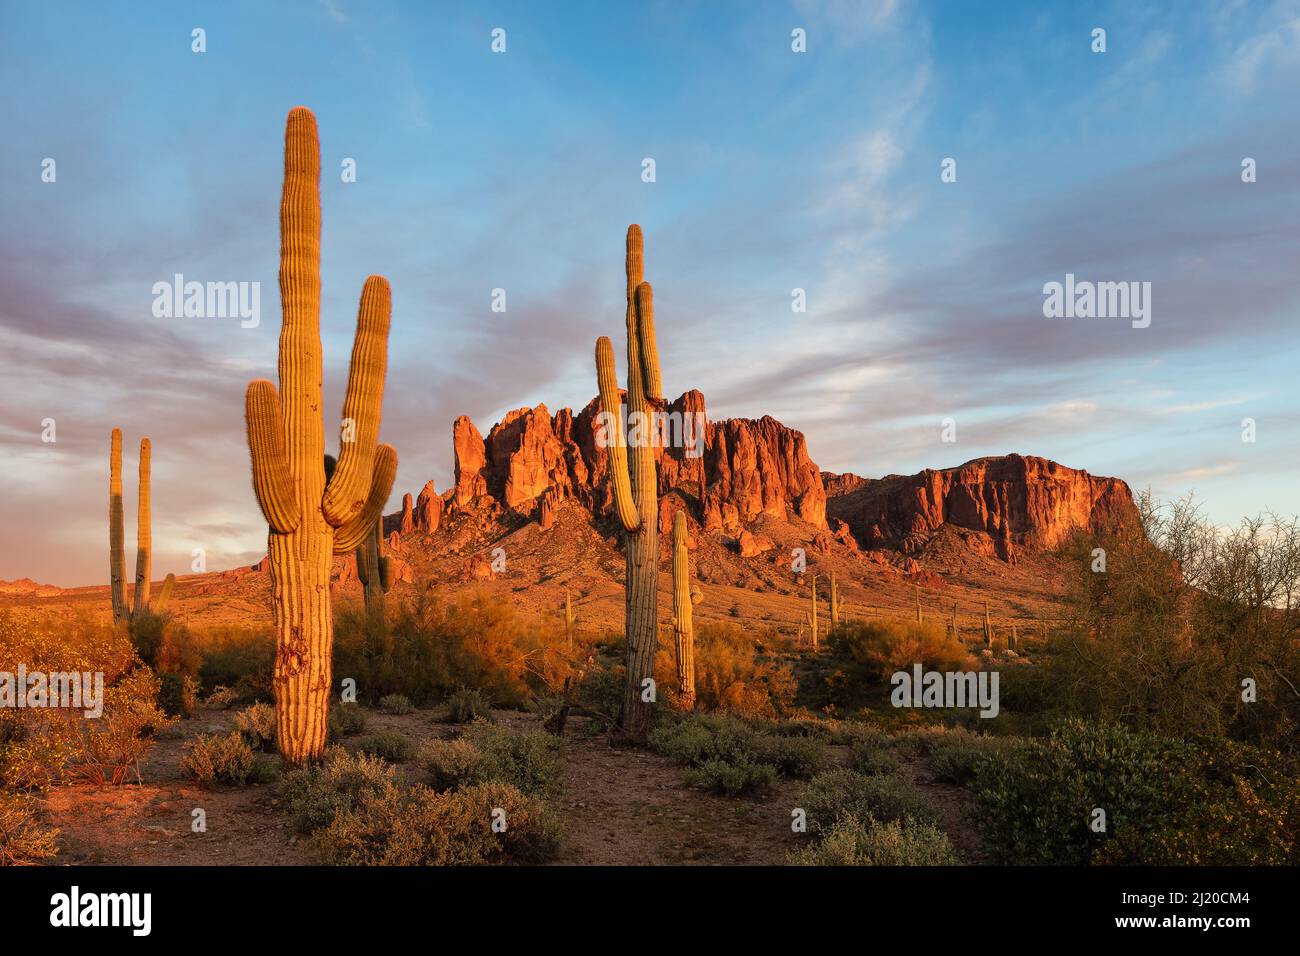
[132,438,152,618]
[671,511,698,710]
[245,107,397,764]
[809,571,819,651]
[109,430,126,623]
[830,571,839,628]
[594,224,661,742]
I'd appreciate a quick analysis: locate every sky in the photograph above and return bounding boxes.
[1,0,1298,586]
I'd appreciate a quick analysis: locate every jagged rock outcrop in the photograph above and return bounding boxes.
[442,389,827,531]
[415,480,442,533]
[825,454,1137,561]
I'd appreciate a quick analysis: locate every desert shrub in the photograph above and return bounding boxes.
[1043,498,1300,752]
[0,612,172,789]
[333,593,589,709]
[925,732,1021,785]
[972,719,1298,865]
[751,716,834,740]
[327,702,367,739]
[790,813,959,866]
[0,791,59,866]
[751,734,827,778]
[182,732,256,786]
[849,740,900,776]
[684,759,778,796]
[157,673,198,718]
[358,728,416,763]
[800,769,941,832]
[311,780,560,865]
[127,610,167,669]
[205,685,239,710]
[377,693,413,716]
[421,721,561,796]
[445,688,492,723]
[279,747,396,834]
[826,619,973,697]
[195,627,274,704]
[419,737,492,791]
[232,702,276,751]
[655,622,796,718]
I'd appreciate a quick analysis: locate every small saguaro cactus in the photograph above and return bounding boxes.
[593,224,662,743]
[982,600,993,647]
[109,430,126,623]
[356,516,390,615]
[670,510,699,710]
[809,571,819,651]
[132,438,152,618]
[914,583,923,624]
[564,588,576,647]
[951,602,959,640]
[245,107,397,764]
[155,573,176,613]
[830,571,840,628]
[1009,623,1018,653]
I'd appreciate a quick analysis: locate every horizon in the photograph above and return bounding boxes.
[3,0,1300,586]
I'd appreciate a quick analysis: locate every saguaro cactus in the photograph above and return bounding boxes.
[594,224,661,742]
[109,430,126,623]
[564,589,576,647]
[982,600,993,647]
[155,573,176,613]
[809,571,819,651]
[356,517,389,615]
[951,602,959,640]
[830,571,839,628]
[245,107,397,764]
[914,583,923,624]
[671,511,698,710]
[132,438,152,618]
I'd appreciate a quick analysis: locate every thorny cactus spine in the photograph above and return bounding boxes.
[593,224,661,743]
[244,106,397,765]
[671,510,697,710]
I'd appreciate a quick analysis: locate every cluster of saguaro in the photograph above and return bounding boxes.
[670,511,700,710]
[245,107,397,764]
[356,517,390,614]
[593,224,661,742]
[109,429,157,623]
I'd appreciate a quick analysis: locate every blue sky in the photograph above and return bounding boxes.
[2,0,1298,585]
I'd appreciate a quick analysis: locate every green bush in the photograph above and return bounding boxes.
[972,719,1299,865]
[357,728,416,763]
[311,780,561,865]
[157,673,198,718]
[377,693,413,716]
[684,759,778,796]
[232,702,276,751]
[419,737,492,791]
[790,813,959,866]
[328,703,367,739]
[445,688,492,723]
[181,732,256,786]
[424,721,562,797]
[926,732,1019,785]
[279,747,396,834]
[849,740,900,776]
[0,791,60,865]
[196,627,274,703]
[649,714,827,779]
[800,769,941,832]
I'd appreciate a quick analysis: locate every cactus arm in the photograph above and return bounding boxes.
[378,555,391,593]
[595,336,640,533]
[323,275,392,527]
[634,278,662,403]
[627,282,657,513]
[245,380,301,534]
[132,437,152,617]
[155,573,175,613]
[109,429,126,623]
[334,443,398,553]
